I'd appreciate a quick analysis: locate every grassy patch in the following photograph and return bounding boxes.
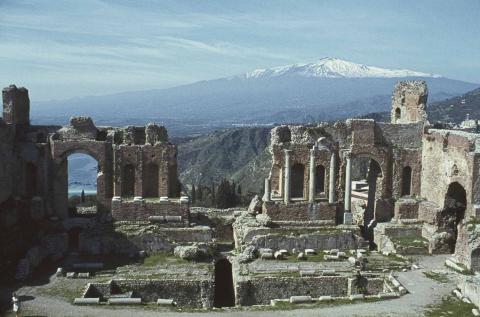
[40,281,85,300]
[391,235,429,248]
[424,295,476,317]
[423,271,450,283]
[141,252,185,266]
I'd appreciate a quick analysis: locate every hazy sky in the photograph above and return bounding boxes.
[1,0,479,101]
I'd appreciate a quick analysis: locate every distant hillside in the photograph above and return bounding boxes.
[428,87,480,123]
[177,127,271,193]
[32,58,477,137]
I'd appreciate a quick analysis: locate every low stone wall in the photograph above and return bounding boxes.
[85,279,214,308]
[235,275,385,306]
[111,198,189,225]
[263,201,338,222]
[459,276,480,308]
[418,201,441,225]
[15,232,68,280]
[249,228,363,251]
[394,199,420,220]
[79,223,213,254]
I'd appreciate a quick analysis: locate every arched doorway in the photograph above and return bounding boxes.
[214,259,235,307]
[401,166,412,196]
[68,227,82,251]
[394,108,401,122]
[471,248,480,272]
[122,164,135,197]
[67,153,98,216]
[144,163,159,197]
[351,157,382,225]
[25,162,38,198]
[291,163,305,198]
[316,165,325,194]
[441,182,467,253]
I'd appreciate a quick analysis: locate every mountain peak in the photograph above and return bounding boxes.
[240,58,441,80]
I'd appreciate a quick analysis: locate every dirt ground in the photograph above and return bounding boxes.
[0,254,467,317]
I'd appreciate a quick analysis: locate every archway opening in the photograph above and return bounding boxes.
[471,248,480,273]
[441,182,467,253]
[401,166,412,196]
[122,164,135,197]
[68,153,98,216]
[316,165,325,194]
[68,227,82,251]
[394,108,401,122]
[214,259,235,308]
[25,162,38,198]
[144,163,159,197]
[351,157,382,246]
[291,163,305,198]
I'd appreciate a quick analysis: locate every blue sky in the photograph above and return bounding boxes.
[0,0,479,101]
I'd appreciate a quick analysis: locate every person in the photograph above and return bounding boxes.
[12,292,20,317]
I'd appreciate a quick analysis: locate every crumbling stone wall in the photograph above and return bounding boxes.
[390,80,428,124]
[0,85,187,279]
[235,275,385,306]
[420,130,479,215]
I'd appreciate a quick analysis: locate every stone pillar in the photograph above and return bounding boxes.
[329,153,336,204]
[308,147,316,203]
[283,150,291,204]
[264,178,271,202]
[134,149,143,198]
[113,147,122,198]
[344,153,353,224]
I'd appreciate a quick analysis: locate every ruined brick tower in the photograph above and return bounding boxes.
[391,80,428,124]
[2,85,30,126]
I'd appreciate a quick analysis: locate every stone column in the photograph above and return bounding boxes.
[113,147,122,198]
[308,147,316,203]
[283,150,291,204]
[134,149,143,199]
[264,178,271,202]
[344,152,353,224]
[329,153,336,203]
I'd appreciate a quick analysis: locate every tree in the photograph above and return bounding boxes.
[191,184,196,204]
[197,184,203,201]
[215,179,240,209]
[211,182,216,201]
[215,179,230,208]
[81,189,85,203]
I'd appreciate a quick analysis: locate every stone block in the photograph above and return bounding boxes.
[56,267,64,277]
[290,296,312,303]
[108,298,142,305]
[297,252,307,260]
[349,294,364,300]
[157,298,175,306]
[74,298,100,305]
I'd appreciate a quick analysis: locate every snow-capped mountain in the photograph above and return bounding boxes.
[241,57,441,79]
[34,58,477,136]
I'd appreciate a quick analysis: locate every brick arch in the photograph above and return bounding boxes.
[51,140,112,218]
[344,147,394,222]
[349,147,392,200]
